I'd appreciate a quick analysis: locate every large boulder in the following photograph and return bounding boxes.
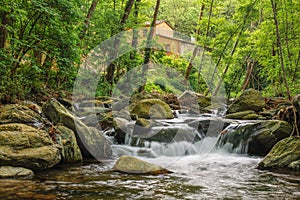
[56,125,83,162]
[257,137,300,170]
[42,99,112,159]
[112,156,172,174]
[0,104,43,126]
[0,166,34,179]
[218,120,292,156]
[0,123,61,170]
[131,99,174,119]
[226,89,265,114]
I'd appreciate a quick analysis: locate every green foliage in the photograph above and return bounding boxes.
[1,0,299,101]
[0,0,84,101]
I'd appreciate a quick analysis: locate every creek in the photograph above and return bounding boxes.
[1,113,300,199]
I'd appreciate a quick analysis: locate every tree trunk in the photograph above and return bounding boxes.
[130,0,141,61]
[138,0,160,92]
[241,59,256,91]
[105,0,135,85]
[80,0,99,40]
[0,11,9,48]
[143,0,160,67]
[185,4,205,81]
[270,0,291,100]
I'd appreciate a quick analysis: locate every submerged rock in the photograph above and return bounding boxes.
[226,89,265,114]
[0,123,61,170]
[0,166,34,179]
[42,98,112,159]
[131,99,173,119]
[257,137,300,170]
[112,156,172,174]
[218,120,292,156]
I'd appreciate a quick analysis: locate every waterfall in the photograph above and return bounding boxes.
[110,111,258,158]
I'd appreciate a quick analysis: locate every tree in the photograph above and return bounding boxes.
[270,0,291,100]
[105,0,135,86]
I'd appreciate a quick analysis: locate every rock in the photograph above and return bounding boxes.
[132,118,158,137]
[288,160,300,170]
[42,98,112,159]
[82,114,100,127]
[178,90,198,106]
[226,89,265,114]
[131,99,174,119]
[112,156,172,174]
[0,145,60,170]
[0,166,34,179]
[257,137,300,170]
[0,123,53,148]
[98,112,113,130]
[225,110,259,120]
[56,125,83,162]
[0,123,60,170]
[198,95,211,108]
[0,104,43,126]
[218,120,292,156]
[188,118,232,137]
[112,117,130,144]
[112,96,130,111]
[130,91,162,105]
[76,107,111,116]
[19,101,42,114]
[260,109,277,119]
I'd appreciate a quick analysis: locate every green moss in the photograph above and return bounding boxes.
[131,99,173,119]
[257,137,300,170]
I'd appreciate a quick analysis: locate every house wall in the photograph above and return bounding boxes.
[155,23,173,38]
[126,22,195,56]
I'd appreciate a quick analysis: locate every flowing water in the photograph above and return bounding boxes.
[1,114,300,199]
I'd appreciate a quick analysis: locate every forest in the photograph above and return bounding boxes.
[0,0,299,101]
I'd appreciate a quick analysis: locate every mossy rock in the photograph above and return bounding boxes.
[131,99,173,119]
[0,104,43,125]
[112,156,172,174]
[0,166,34,179]
[225,110,259,120]
[56,125,83,162]
[112,117,130,144]
[0,123,61,170]
[42,99,112,159]
[226,89,265,114]
[0,123,53,148]
[257,137,300,170]
[0,145,61,170]
[218,120,292,156]
[198,96,211,108]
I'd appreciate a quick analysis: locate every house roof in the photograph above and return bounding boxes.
[145,20,174,30]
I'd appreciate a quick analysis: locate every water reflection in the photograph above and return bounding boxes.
[0,155,299,199]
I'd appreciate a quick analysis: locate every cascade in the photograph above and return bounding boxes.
[110,111,254,158]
